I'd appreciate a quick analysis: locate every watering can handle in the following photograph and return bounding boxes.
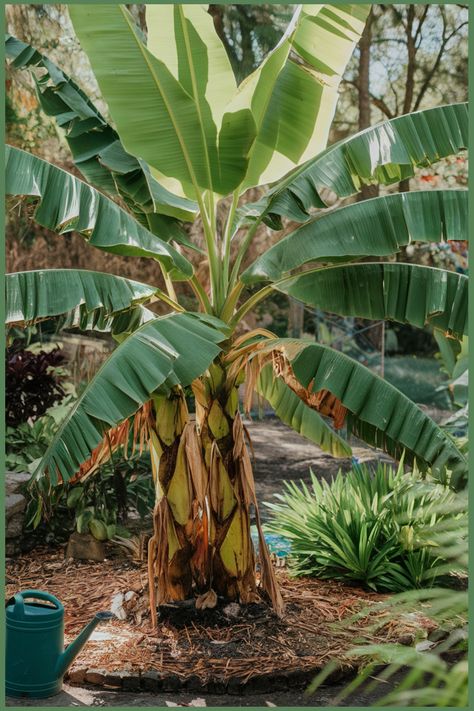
[13,590,63,617]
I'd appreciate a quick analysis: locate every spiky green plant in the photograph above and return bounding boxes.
[307,493,467,706]
[266,461,459,592]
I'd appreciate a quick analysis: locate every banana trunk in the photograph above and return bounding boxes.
[193,363,283,613]
[147,390,195,626]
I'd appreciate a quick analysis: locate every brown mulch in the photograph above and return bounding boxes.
[6,547,435,687]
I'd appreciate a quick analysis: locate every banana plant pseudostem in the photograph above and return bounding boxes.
[5,4,468,622]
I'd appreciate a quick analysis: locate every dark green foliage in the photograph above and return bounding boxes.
[266,461,458,592]
[24,449,154,544]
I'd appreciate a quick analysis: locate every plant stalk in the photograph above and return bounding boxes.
[229,285,273,330]
[229,216,263,289]
[189,274,213,314]
[221,190,240,296]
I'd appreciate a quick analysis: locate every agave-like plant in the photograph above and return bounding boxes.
[307,492,468,706]
[5,5,468,620]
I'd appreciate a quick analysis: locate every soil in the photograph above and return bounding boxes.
[6,674,406,707]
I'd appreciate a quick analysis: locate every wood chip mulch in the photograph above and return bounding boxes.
[6,547,435,692]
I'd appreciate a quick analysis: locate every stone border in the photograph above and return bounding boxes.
[67,664,348,695]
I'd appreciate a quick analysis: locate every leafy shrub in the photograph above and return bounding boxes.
[6,344,66,426]
[26,447,155,543]
[265,461,458,592]
[6,416,58,473]
[64,457,155,541]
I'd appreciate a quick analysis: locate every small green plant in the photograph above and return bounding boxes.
[6,416,57,473]
[265,461,458,592]
[65,457,155,541]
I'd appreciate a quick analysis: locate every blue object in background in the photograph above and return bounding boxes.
[251,527,292,559]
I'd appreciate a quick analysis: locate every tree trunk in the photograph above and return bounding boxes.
[147,390,195,625]
[357,11,379,201]
[147,370,284,625]
[399,5,417,194]
[288,299,304,338]
[194,362,258,602]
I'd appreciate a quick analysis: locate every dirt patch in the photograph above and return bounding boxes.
[6,548,434,695]
[247,418,394,515]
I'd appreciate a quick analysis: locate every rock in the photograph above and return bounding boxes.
[5,471,31,495]
[6,480,28,555]
[6,493,26,521]
[7,510,26,538]
[67,667,87,684]
[142,670,163,692]
[223,602,240,618]
[184,675,203,693]
[66,532,105,562]
[161,673,181,692]
[85,669,107,685]
[103,672,123,689]
[121,670,141,691]
[6,539,21,557]
[111,593,127,620]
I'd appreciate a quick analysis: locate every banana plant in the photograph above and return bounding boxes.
[5,5,468,621]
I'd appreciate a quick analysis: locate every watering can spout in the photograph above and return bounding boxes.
[55,611,114,678]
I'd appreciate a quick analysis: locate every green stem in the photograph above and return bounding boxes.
[163,272,178,302]
[145,214,179,304]
[221,190,240,298]
[195,191,220,311]
[229,284,273,330]
[228,216,263,290]
[190,274,212,314]
[149,288,185,312]
[220,281,244,323]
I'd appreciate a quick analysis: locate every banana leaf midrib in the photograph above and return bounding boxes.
[119,5,204,194]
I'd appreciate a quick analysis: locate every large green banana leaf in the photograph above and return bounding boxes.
[255,340,467,487]
[69,4,256,197]
[242,189,467,283]
[5,269,163,337]
[97,142,197,224]
[146,3,256,196]
[5,33,116,193]
[234,4,369,189]
[61,305,156,340]
[147,4,236,126]
[256,365,352,458]
[34,313,226,484]
[247,103,468,224]
[5,146,192,280]
[274,263,467,340]
[5,33,198,225]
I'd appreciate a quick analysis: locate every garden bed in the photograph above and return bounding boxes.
[6,547,436,694]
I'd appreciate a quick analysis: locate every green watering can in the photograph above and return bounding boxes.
[6,589,114,698]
